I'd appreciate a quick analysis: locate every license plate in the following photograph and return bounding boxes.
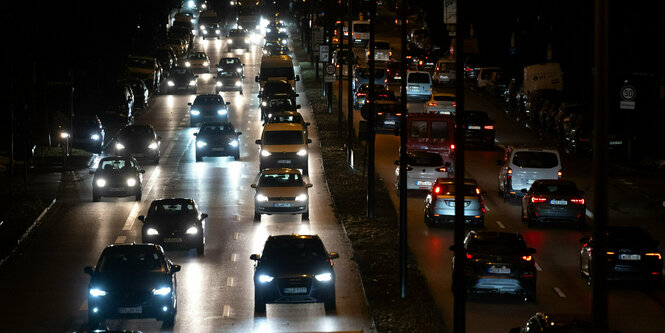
[212,148,224,151]
[110,187,125,192]
[416,181,432,186]
[384,120,396,125]
[468,125,481,130]
[408,85,418,89]
[550,199,568,205]
[277,159,291,164]
[526,179,535,185]
[619,254,641,261]
[117,306,142,314]
[489,266,511,274]
[274,203,291,207]
[283,287,307,294]
[164,237,182,243]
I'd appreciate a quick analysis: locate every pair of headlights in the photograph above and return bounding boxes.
[260,149,307,157]
[255,193,307,202]
[190,109,227,116]
[215,81,242,87]
[115,142,158,150]
[146,226,198,236]
[196,139,238,148]
[258,272,331,283]
[89,286,172,297]
[95,178,137,187]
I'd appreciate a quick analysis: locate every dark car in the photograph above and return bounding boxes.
[194,122,242,161]
[259,80,298,119]
[217,57,244,77]
[262,41,288,56]
[265,31,289,46]
[459,110,496,149]
[89,157,144,202]
[188,94,231,126]
[84,244,180,328]
[139,198,208,255]
[97,83,135,129]
[579,226,663,286]
[353,66,388,91]
[165,67,197,94]
[360,100,402,131]
[227,28,250,51]
[353,83,388,109]
[385,61,403,82]
[508,313,622,333]
[122,78,150,109]
[215,71,244,94]
[114,124,161,164]
[250,234,339,312]
[72,113,105,154]
[416,51,438,72]
[455,230,537,301]
[151,46,177,71]
[521,180,586,228]
[262,98,300,120]
[265,111,309,138]
[200,22,221,39]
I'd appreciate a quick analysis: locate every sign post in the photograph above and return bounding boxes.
[619,85,636,110]
[324,63,336,83]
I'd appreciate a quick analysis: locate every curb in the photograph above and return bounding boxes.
[0,198,57,268]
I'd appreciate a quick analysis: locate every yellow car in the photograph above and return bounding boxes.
[184,52,210,73]
[126,55,161,90]
[255,123,311,174]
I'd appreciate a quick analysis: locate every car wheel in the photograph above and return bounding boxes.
[196,154,203,162]
[162,312,175,328]
[324,287,336,311]
[302,211,309,220]
[93,192,101,202]
[196,243,204,256]
[254,212,261,221]
[254,291,266,313]
[234,152,240,161]
[302,165,308,175]
[135,190,142,202]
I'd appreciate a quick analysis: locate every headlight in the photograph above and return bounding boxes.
[260,150,271,157]
[215,29,220,34]
[297,149,307,156]
[236,68,242,73]
[152,287,172,295]
[256,194,269,202]
[89,288,107,297]
[315,273,332,282]
[95,178,106,187]
[234,81,241,87]
[216,81,223,87]
[203,61,209,67]
[189,80,196,86]
[186,226,198,234]
[148,142,158,150]
[217,109,228,115]
[281,39,287,45]
[200,25,205,29]
[196,141,207,148]
[146,228,159,235]
[279,28,287,33]
[191,110,200,115]
[258,274,274,283]
[115,143,125,150]
[202,30,208,34]
[167,80,174,87]
[90,134,100,141]
[261,101,267,107]
[126,178,137,187]
[244,38,249,43]
[185,61,191,67]
[295,193,308,202]
[266,28,271,33]
[262,49,267,54]
[227,39,233,44]
[228,139,238,147]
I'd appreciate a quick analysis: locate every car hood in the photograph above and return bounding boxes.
[197,133,236,142]
[192,104,225,112]
[144,215,200,232]
[260,144,305,153]
[90,272,171,292]
[170,74,195,83]
[257,187,306,197]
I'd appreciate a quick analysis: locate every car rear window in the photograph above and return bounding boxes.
[433,95,455,102]
[431,121,451,139]
[512,151,559,168]
[531,183,579,195]
[375,42,390,49]
[468,239,526,255]
[354,23,370,33]
[435,184,477,196]
[263,130,304,145]
[408,73,431,83]
[407,153,443,166]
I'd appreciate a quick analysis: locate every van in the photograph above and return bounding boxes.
[477,67,500,89]
[352,20,370,45]
[406,113,456,171]
[255,123,311,174]
[497,145,562,199]
[404,71,433,100]
[255,55,300,92]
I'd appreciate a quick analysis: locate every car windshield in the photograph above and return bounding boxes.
[512,151,559,168]
[188,53,207,59]
[435,183,477,196]
[127,58,153,68]
[147,201,196,218]
[229,30,247,37]
[259,173,303,187]
[531,183,579,195]
[407,152,443,166]
[200,123,234,134]
[607,227,656,249]
[97,247,166,273]
[465,111,489,121]
[221,58,240,65]
[98,159,132,171]
[467,239,526,255]
[74,117,98,127]
[194,96,224,105]
[408,73,431,83]
[434,95,455,102]
[171,68,192,76]
[270,114,302,124]
[262,238,327,262]
[219,71,241,78]
[260,68,295,80]
[119,126,153,139]
[375,42,390,49]
[269,98,293,107]
[263,130,304,145]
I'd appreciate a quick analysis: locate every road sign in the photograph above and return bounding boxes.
[324,63,336,82]
[620,85,636,101]
[319,45,329,62]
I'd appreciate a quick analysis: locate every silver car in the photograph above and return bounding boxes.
[394,151,450,191]
[497,145,562,200]
[251,168,312,220]
[423,178,485,226]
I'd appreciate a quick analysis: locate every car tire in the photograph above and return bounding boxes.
[497,179,504,198]
[234,152,240,161]
[240,90,244,95]
[93,192,101,202]
[196,243,204,256]
[196,154,203,162]
[135,190,142,202]
[324,287,336,311]
[254,212,261,221]
[502,182,510,202]
[254,291,266,313]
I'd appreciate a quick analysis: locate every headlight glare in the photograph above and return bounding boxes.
[190,110,200,115]
[95,178,106,187]
[152,287,172,295]
[297,149,307,156]
[126,178,137,187]
[227,39,233,44]
[185,61,191,67]
[189,80,196,86]
[261,101,267,107]
[186,226,198,234]
[229,139,238,147]
[148,142,158,150]
[236,68,242,72]
[216,81,222,86]
[315,273,332,282]
[89,288,107,297]
[217,109,228,115]
[90,134,100,141]
[203,61,209,67]
[260,150,271,157]
[115,143,125,150]
[258,274,274,283]
[234,81,241,87]
[146,228,159,235]
[256,194,269,202]
[295,193,308,202]
[167,80,175,87]
[196,141,207,148]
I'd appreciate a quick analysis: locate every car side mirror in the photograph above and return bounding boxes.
[200,213,209,220]
[138,215,145,222]
[250,254,260,261]
[496,160,505,165]
[295,75,300,81]
[250,184,257,188]
[89,170,95,175]
[329,252,339,259]
[171,265,181,273]
[139,169,146,174]
[528,248,536,254]
[187,102,192,106]
[295,93,300,97]
[255,76,259,82]
[306,139,312,144]
[296,105,301,109]
[84,266,94,276]
[255,139,261,144]
[306,183,313,188]
[226,102,230,105]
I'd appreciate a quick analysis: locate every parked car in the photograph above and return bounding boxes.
[165,67,198,94]
[139,198,208,255]
[72,113,105,154]
[394,150,450,191]
[188,94,230,126]
[194,122,242,161]
[497,145,562,200]
[89,156,144,202]
[125,55,161,91]
[477,67,501,89]
[250,168,312,220]
[460,110,496,149]
[250,234,338,312]
[424,178,485,226]
[521,180,586,228]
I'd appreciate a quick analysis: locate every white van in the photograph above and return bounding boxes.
[352,20,370,45]
[404,71,433,100]
[255,55,300,91]
[497,145,562,199]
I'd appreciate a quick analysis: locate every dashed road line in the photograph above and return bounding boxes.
[535,262,542,271]
[227,277,234,287]
[233,232,239,240]
[553,287,566,298]
[223,305,231,317]
[122,203,142,231]
[496,221,505,229]
[114,235,126,244]
[231,253,237,262]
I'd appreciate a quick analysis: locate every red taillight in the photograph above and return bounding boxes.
[418,60,423,66]
[396,113,402,116]
[357,92,366,96]
[465,67,471,72]
[522,255,532,261]
[466,253,472,259]
[452,102,456,107]
[436,167,447,172]
[570,198,585,205]
[389,51,392,57]
[476,188,480,195]
[507,168,512,178]
[531,197,547,203]
[377,112,383,115]
[428,102,437,106]
[646,253,662,260]
[557,171,562,179]
[483,125,494,130]
[434,186,441,194]
[450,144,455,150]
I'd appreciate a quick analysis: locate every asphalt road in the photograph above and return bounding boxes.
[0,32,374,333]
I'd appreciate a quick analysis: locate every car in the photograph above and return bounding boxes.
[403,71,433,100]
[72,113,105,154]
[353,83,387,109]
[360,100,403,131]
[265,20,287,34]
[183,51,210,73]
[259,80,298,119]
[97,82,135,128]
[365,40,391,62]
[165,67,198,94]
[125,55,161,91]
[200,21,221,39]
[217,57,244,77]
[433,59,456,85]
[455,230,537,301]
[194,122,242,161]
[264,111,309,139]
[121,78,150,109]
[169,26,193,48]
[114,124,162,164]
[84,244,180,328]
[416,51,439,72]
[139,198,208,255]
[460,110,496,149]
[497,145,563,200]
[385,61,403,82]
[256,123,311,174]
[250,168,312,220]
[353,66,388,91]
[89,156,144,202]
[265,31,289,47]
[579,226,663,286]
[262,41,288,56]
[215,71,244,94]
[406,113,456,169]
[332,47,357,78]
[250,234,339,312]
[164,37,187,56]
[520,180,586,228]
[153,45,178,71]
[477,67,501,89]
[424,178,485,226]
[394,150,451,191]
[188,94,231,126]
[227,28,250,51]
[408,28,431,50]
[424,92,456,115]
[463,54,484,80]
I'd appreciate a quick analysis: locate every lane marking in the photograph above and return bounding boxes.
[233,232,239,240]
[231,253,237,262]
[223,305,231,317]
[496,221,505,229]
[122,150,163,231]
[586,209,593,219]
[234,215,240,222]
[227,277,234,287]
[79,300,88,311]
[484,205,490,212]
[535,262,542,271]
[122,203,142,231]
[553,287,566,298]
[115,235,126,244]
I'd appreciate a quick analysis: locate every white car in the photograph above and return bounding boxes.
[497,145,563,200]
[251,168,312,220]
[424,93,456,115]
[403,71,432,100]
[432,59,456,85]
[366,40,391,62]
[394,151,451,191]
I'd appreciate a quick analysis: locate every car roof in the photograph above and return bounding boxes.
[151,198,195,204]
[261,168,303,175]
[532,179,577,187]
[104,243,162,252]
[432,92,455,97]
[267,234,321,243]
[128,55,156,61]
[470,230,523,242]
[408,70,431,75]
[507,144,560,152]
[263,123,304,131]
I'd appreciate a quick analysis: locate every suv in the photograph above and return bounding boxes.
[188,94,230,126]
[255,123,311,174]
[250,168,312,220]
[497,146,562,200]
[424,178,485,226]
[404,71,433,100]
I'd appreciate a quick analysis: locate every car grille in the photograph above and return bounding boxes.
[268,197,296,201]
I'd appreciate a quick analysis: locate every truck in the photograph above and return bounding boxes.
[237,5,260,33]
[523,62,563,93]
[198,10,218,34]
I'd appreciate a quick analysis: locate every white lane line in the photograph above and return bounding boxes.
[223,305,231,317]
[233,232,239,240]
[496,221,505,229]
[79,300,88,311]
[231,253,237,262]
[122,203,142,231]
[586,209,594,219]
[227,277,234,287]
[115,235,127,244]
[553,287,567,298]
[484,205,490,212]
[535,262,542,272]
[122,151,164,231]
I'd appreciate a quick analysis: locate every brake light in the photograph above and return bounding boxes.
[476,188,480,195]
[465,67,471,72]
[377,112,383,115]
[483,125,494,130]
[435,67,440,71]
[522,255,532,261]
[507,168,512,178]
[405,166,413,171]
[452,102,456,107]
[357,92,366,96]
[570,198,585,205]
[428,102,438,106]
[646,253,662,260]
[450,144,455,150]
[531,197,547,203]
[607,251,615,255]
[396,113,402,116]
[435,167,447,172]
[389,51,392,57]
[557,170,562,179]
[466,253,472,259]
[434,186,441,194]
[419,60,423,66]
